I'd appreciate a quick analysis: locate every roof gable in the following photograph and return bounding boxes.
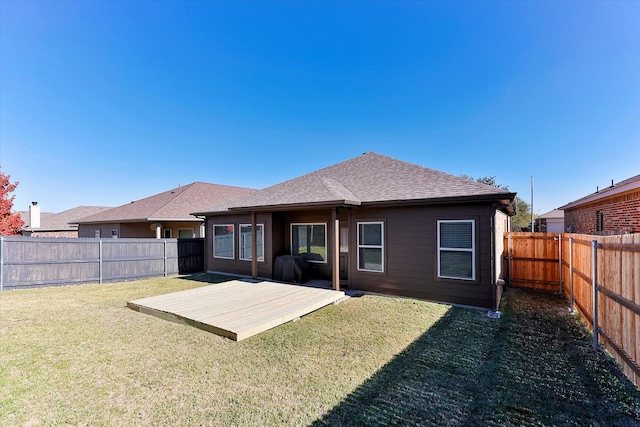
[198,153,515,213]
[75,182,256,224]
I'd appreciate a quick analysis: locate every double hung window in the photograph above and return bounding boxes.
[357,222,384,272]
[438,220,475,280]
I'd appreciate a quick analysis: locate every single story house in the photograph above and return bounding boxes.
[19,203,112,237]
[194,153,516,310]
[535,209,565,233]
[560,174,640,235]
[74,182,256,239]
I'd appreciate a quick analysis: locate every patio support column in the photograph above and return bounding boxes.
[155,223,162,239]
[332,208,340,291]
[251,211,258,280]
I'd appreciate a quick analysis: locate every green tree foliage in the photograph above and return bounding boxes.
[461,174,532,231]
[511,197,532,231]
[0,171,24,235]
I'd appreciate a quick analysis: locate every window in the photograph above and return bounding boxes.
[94,230,100,239]
[213,224,234,259]
[291,223,326,263]
[340,226,349,253]
[596,211,604,232]
[438,220,475,280]
[357,222,384,272]
[111,229,119,239]
[178,229,194,238]
[239,224,264,262]
[163,229,172,238]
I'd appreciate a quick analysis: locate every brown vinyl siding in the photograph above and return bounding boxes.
[204,213,274,278]
[205,203,499,308]
[349,204,494,308]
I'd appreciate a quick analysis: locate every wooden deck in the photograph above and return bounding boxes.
[127,280,346,341]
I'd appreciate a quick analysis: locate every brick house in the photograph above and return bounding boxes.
[560,174,640,235]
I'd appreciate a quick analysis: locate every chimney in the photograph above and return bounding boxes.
[29,202,41,228]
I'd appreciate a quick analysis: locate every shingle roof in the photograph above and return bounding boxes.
[20,206,113,231]
[196,152,515,214]
[75,182,256,224]
[560,173,640,210]
[538,209,564,219]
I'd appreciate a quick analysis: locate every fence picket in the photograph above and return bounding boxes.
[504,232,640,388]
[0,237,204,291]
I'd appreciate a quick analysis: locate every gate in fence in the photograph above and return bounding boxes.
[505,232,640,388]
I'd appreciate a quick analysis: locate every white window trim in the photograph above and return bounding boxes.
[213,224,235,260]
[357,221,384,273]
[239,224,264,262]
[290,223,328,264]
[437,219,476,281]
[111,229,119,239]
[163,228,172,238]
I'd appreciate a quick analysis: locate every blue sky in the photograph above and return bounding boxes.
[1,0,638,216]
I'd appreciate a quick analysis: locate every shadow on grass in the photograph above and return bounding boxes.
[173,272,240,285]
[312,288,640,426]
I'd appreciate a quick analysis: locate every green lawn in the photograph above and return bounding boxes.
[1,275,639,426]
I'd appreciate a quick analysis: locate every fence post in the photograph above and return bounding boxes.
[592,239,599,350]
[164,240,168,277]
[0,236,4,292]
[569,236,575,312]
[99,239,103,284]
[558,233,563,294]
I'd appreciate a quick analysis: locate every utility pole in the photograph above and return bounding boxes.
[531,175,534,232]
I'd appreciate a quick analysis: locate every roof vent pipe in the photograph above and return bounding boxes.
[29,201,41,229]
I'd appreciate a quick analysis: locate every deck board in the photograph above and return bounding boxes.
[127,280,345,341]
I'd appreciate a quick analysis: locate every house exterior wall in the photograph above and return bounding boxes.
[564,188,640,235]
[78,221,205,239]
[545,218,565,233]
[204,202,500,308]
[25,230,78,238]
[494,210,508,281]
[348,203,495,308]
[203,213,275,278]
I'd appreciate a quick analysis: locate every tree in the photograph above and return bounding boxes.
[511,197,533,231]
[461,174,532,231]
[0,171,24,235]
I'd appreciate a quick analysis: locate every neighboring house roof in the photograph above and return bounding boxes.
[560,174,640,210]
[20,206,113,232]
[196,152,516,215]
[538,209,564,219]
[75,182,256,224]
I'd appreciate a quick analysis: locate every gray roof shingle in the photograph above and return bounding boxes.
[75,182,256,224]
[19,206,113,231]
[197,152,515,214]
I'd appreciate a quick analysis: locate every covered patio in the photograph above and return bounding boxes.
[127,279,346,341]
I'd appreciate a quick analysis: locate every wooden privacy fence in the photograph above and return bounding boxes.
[504,232,640,388]
[0,237,205,291]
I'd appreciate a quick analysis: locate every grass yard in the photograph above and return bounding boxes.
[1,275,639,426]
